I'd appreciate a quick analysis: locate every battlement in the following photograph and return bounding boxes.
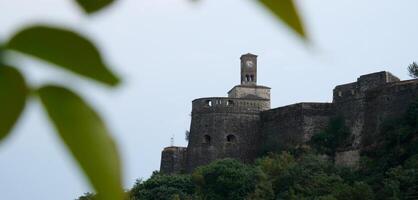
[333,71,400,102]
[192,97,270,114]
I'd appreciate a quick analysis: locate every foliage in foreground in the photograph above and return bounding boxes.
[3,1,308,199]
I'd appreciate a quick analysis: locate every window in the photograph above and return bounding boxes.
[226,134,236,143]
[338,91,343,97]
[250,75,254,81]
[204,135,211,144]
[206,100,212,107]
[245,74,250,82]
[226,100,234,106]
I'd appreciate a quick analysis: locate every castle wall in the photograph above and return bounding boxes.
[362,80,418,147]
[185,97,269,172]
[160,147,187,174]
[260,103,333,152]
[332,71,401,149]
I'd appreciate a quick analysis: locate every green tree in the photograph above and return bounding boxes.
[192,159,273,200]
[408,62,418,78]
[130,172,195,200]
[381,164,418,200]
[257,152,373,199]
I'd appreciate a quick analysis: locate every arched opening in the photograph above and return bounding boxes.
[206,100,212,107]
[226,134,236,143]
[203,135,211,144]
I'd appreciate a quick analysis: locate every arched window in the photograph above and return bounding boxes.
[206,100,212,107]
[204,135,211,144]
[226,134,236,143]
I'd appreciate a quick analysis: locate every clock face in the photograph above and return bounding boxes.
[246,60,254,68]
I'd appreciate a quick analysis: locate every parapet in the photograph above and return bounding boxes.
[262,102,333,121]
[333,71,400,103]
[191,97,270,115]
[357,71,400,92]
[228,85,271,100]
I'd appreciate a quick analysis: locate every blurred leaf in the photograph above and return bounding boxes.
[0,66,27,142]
[38,85,123,200]
[75,0,115,14]
[7,25,120,86]
[0,45,4,64]
[258,0,307,39]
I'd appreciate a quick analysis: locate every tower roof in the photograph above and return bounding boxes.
[240,53,258,59]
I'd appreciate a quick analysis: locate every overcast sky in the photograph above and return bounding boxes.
[1,0,418,199]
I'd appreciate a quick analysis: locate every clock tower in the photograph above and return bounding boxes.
[240,53,257,85]
[228,53,270,101]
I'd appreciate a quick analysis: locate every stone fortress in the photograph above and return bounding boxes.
[160,53,418,174]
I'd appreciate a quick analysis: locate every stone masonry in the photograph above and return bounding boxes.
[160,54,418,174]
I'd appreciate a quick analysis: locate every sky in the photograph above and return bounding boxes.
[1,0,418,199]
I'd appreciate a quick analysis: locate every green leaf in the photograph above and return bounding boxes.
[6,25,120,86]
[0,66,27,142]
[75,0,115,14]
[38,85,123,200]
[258,0,307,39]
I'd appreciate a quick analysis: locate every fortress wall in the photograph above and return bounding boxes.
[332,72,401,149]
[160,147,187,174]
[362,79,418,147]
[301,103,335,142]
[333,98,365,149]
[260,103,333,152]
[185,97,266,172]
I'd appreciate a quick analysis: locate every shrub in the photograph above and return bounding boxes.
[130,172,194,200]
[192,159,273,200]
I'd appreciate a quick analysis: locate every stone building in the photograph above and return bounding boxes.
[160,53,418,174]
